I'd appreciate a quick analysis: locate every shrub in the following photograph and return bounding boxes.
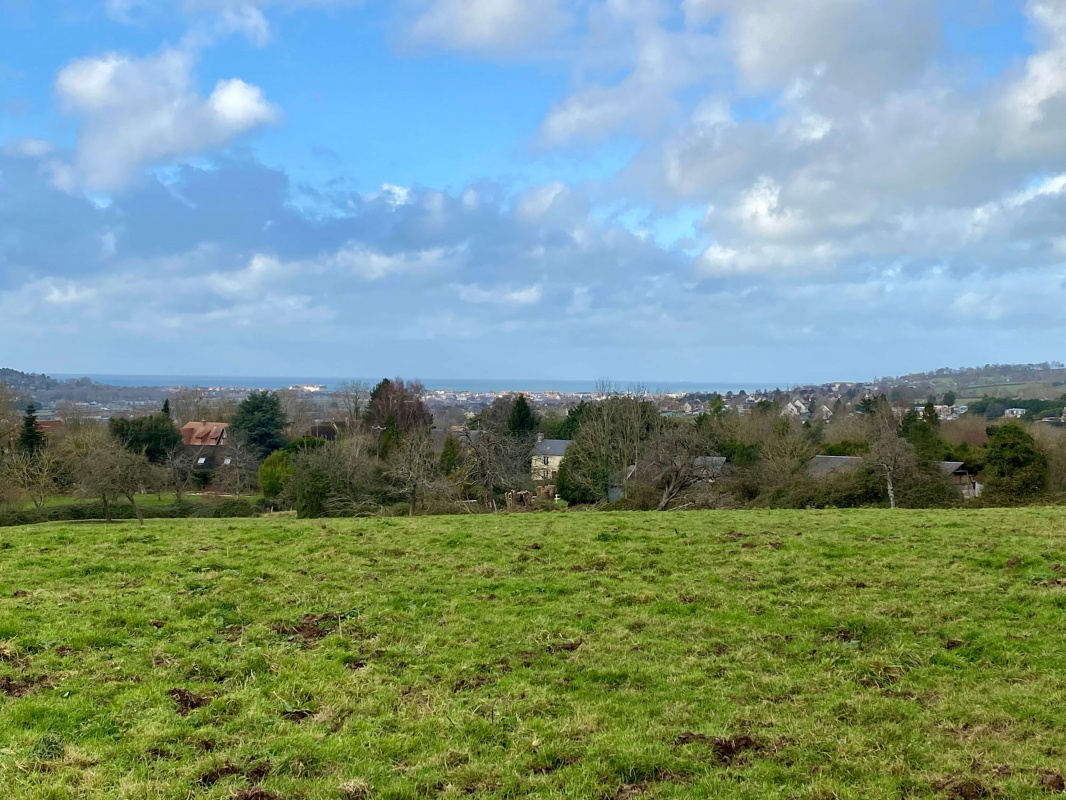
[259,450,295,499]
[0,499,256,528]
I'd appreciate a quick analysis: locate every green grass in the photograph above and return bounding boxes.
[3,509,1066,799]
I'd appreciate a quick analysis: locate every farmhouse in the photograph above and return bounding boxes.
[181,421,230,470]
[532,436,570,481]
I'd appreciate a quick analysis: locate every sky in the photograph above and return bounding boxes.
[0,0,1064,384]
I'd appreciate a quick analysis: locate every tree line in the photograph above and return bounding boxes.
[1,382,1062,522]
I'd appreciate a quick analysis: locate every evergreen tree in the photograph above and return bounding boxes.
[16,404,46,455]
[943,390,957,407]
[984,423,1048,503]
[162,398,171,417]
[109,413,182,463]
[231,391,287,459]
[439,434,461,476]
[507,394,538,435]
[378,413,401,461]
[922,401,940,427]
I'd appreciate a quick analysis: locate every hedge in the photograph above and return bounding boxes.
[0,498,262,528]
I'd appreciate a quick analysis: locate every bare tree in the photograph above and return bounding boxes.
[160,447,197,501]
[0,383,18,448]
[561,396,658,503]
[278,390,316,440]
[76,440,153,525]
[636,421,721,511]
[4,449,61,509]
[389,434,443,515]
[334,381,369,434]
[216,435,259,498]
[867,431,918,509]
[170,389,237,426]
[758,418,816,488]
[460,430,532,511]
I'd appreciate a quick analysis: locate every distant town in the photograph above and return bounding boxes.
[3,362,1066,431]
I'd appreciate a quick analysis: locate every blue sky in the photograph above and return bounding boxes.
[1,0,1065,384]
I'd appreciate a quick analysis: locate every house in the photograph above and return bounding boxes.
[783,399,810,419]
[939,461,983,500]
[532,436,571,481]
[180,421,230,470]
[1004,408,1027,419]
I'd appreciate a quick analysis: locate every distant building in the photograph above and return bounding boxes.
[1004,408,1027,419]
[532,436,571,481]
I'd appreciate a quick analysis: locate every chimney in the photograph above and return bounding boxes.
[536,433,545,443]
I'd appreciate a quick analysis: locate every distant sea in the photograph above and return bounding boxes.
[52,375,787,395]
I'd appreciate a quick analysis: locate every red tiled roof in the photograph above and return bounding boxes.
[180,422,228,447]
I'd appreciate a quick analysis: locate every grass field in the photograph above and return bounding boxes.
[4,510,1066,799]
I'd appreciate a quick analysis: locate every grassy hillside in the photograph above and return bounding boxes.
[3,510,1066,799]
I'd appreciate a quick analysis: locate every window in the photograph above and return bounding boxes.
[197,458,207,466]
[223,458,232,466]
[542,456,550,465]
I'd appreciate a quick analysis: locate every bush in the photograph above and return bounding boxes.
[0,499,256,527]
[259,450,295,499]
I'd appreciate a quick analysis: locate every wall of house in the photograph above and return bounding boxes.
[532,454,565,481]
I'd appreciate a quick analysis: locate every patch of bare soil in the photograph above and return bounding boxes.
[711,735,762,765]
[675,732,763,765]
[168,688,212,716]
[273,613,337,646]
[1005,556,1022,568]
[934,775,994,799]
[197,763,242,786]
[0,674,53,697]
[530,754,580,774]
[548,640,583,654]
[615,782,648,799]
[11,590,28,598]
[198,760,272,787]
[766,542,783,550]
[1042,772,1066,792]
[452,675,496,693]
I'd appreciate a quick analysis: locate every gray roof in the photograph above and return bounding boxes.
[533,439,571,457]
[939,461,966,475]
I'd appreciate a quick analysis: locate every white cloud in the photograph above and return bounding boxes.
[328,244,462,280]
[457,283,544,305]
[409,0,571,55]
[3,139,53,158]
[54,47,278,191]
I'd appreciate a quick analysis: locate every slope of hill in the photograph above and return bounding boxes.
[2,510,1066,798]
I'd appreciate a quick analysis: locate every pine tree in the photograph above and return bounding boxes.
[162,398,171,417]
[507,394,538,435]
[16,404,46,455]
[439,434,461,476]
